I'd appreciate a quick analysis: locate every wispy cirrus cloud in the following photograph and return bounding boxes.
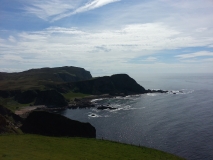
[175,51,213,59]
[23,0,80,20]
[52,0,120,21]
[1,0,213,74]
[24,0,120,21]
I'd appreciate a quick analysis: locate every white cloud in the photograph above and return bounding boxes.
[52,0,120,21]
[175,51,213,59]
[1,24,212,58]
[2,55,24,61]
[178,58,213,63]
[75,0,120,13]
[0,68,23,73]
[209,44,213,48]
[8,36,16,43]
[1,23,213,74]
[98,0,213,39]
[144,57,158,62]
[24,0,81,20]
[23,0,120,21]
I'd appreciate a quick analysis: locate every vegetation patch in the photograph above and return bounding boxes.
[63,91,90,101]
[0,97,31,112]
[0,134,184,160]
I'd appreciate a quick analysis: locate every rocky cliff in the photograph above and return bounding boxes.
[71,74,146,95]
[0,66,148,108]
[0,105,23,134]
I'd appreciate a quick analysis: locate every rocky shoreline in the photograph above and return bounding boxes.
[15,89,169,117]
[67,89,168,109]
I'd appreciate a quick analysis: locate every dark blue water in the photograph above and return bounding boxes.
[60,73,213,160]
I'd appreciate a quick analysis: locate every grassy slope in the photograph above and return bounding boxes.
[0,66,92,90]
[0,134,184,160]
[0,97,31,112]
[62,91,90,101]
[0,91,88,112]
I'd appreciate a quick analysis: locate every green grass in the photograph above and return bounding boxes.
[63,91,90,101]
[0,91,89,112]
[0,134,184,160]
[0,97,31,112]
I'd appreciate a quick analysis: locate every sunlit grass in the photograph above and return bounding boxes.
[0,134,184,160]
[63,91,90,101]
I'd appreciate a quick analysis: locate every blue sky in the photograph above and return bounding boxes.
[0,0,213,76]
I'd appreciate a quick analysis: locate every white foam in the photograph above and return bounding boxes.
[88,113,101,118]
[107,105,136,112]
[109,108,122,112]
[167,89,194,95]
[147,93,158,96]
[122,105,135,110]
[91,98,104,102]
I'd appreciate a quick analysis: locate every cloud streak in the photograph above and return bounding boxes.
[24,0,79,20]
[1,0,213,74]
[176,51,213,59]
[23,0,120,21]
[52,0,120,21]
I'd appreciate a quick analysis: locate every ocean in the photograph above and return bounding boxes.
[59,73,213,160]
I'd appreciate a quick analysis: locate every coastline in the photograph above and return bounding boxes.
[15,89,168,117]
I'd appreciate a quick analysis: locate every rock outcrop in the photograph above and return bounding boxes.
[68,98,95,109]
[146,89,168,93]
[21,111,96,138]
[97,106,117,110]
[71,74,146,95]
[0,105,23,134]
[0,105,23,123]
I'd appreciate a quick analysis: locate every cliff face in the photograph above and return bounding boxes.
[111,74,146,93]
[0,105,23,123]
[72,74,146,95]
[21,111,96,138]
[0,67,147,108]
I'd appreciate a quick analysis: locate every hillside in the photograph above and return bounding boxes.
[0,66,147,110]
[69,74,146,95]
[0,134,184,160]
[0,66,92,90]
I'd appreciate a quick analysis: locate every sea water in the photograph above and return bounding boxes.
[60,73,213,160]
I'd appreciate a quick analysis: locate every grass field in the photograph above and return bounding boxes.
[0,97,31,112]
[0,134,184,160]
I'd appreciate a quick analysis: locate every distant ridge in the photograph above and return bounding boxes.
[0,66,92,90]
[0,66,148,108]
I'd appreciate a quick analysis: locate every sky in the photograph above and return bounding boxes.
[0,0,213,77]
